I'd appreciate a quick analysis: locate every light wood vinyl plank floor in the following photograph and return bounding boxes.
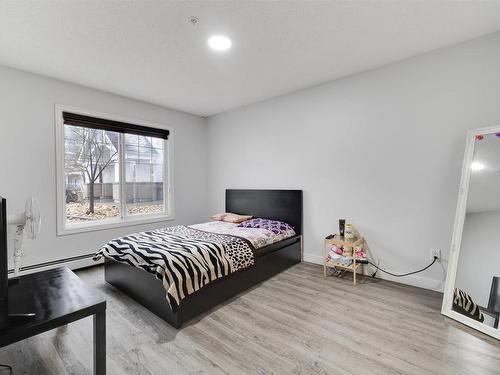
[1,263,499,374]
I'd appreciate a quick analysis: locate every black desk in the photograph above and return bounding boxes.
[0,267,106,374]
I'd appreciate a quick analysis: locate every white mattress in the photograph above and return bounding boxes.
[189,221,296,249]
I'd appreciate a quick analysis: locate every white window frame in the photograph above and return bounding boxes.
[55,104,174,236]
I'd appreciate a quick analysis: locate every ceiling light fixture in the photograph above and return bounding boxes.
[208,35,232,51]
[471,162,485,171]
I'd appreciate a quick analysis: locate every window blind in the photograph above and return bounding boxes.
[63,112,169,139]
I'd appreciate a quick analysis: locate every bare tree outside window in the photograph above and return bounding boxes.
[64,126,120,223]
[63,125,166,225]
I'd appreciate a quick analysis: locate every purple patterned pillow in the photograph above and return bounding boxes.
[238,218,295,235]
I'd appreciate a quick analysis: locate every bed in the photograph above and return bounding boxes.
[102,189,303,328]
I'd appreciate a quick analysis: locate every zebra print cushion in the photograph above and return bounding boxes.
[452,288,485,323]
[95,225,255,311]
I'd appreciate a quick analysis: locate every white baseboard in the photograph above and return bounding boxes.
[13,252,444,293]
[302,252,444,292]
[370,271,445,292]
[8,255,102,278]
[302,253,324,265]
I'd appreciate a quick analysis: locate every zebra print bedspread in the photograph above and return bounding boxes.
[94,225,255,311]
[452,287,485,323]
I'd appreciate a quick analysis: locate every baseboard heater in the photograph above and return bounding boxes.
[7,253,99,275]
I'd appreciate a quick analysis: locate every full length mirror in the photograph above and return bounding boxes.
[443,127,500,339]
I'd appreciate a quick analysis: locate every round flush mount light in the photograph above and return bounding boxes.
[471,162,485,171]
[208,35,232,51]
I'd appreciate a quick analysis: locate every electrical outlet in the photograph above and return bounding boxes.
[430,249,441,262]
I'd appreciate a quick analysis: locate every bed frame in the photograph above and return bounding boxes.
[104,189,303,328]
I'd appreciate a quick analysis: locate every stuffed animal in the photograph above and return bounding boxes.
[355,250,366,259]
[354,244,366,260]
[330,244,343,255]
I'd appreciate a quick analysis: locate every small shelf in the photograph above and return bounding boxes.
[325,261,361,271]
[330,254,364,260]
[325,235,364,248]
[324,233,365,286]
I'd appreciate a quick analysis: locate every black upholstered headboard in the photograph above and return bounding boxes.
[225,189,303,235]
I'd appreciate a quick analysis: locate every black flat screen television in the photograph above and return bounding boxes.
[0,197,7,330]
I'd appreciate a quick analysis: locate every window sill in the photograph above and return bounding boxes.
[57,214,175,236]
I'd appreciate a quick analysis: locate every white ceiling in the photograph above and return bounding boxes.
[1,1,500,116]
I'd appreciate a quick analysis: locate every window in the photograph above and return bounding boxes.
[56,106,173,235]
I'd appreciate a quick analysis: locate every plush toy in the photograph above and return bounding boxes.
[355,250,366,259]
[330,244,343,255]
[353,244,366,260]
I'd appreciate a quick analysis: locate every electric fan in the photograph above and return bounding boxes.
[8,197,41,277]
[0,197,41,328]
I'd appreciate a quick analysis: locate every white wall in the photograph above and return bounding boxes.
[456,210,500,306]
[3,31,500,291]
[0,65,208,269]
[206,31,500,291]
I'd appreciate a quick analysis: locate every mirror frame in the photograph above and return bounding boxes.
[442,125,500,340]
